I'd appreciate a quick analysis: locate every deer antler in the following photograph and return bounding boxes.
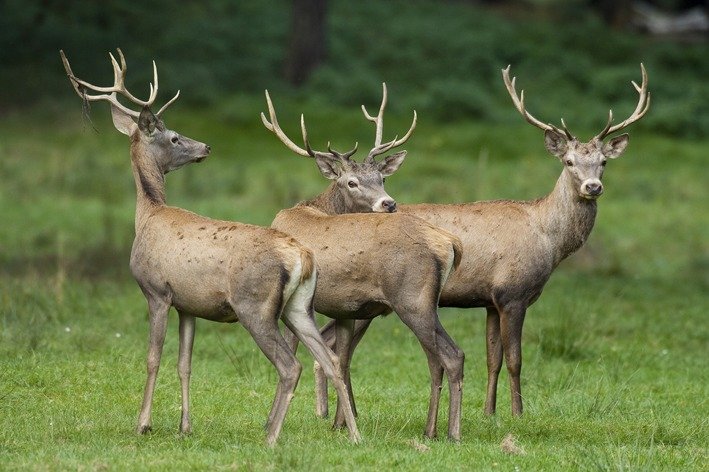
[502,65,573,140]
[361,83,417,163]
[261,90,358,161]
[60,48,179,118]
[594,63,650,141]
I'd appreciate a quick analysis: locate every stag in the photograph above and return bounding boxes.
[261,86,466,441]
[316,64,650,418]
[60,49,360,445]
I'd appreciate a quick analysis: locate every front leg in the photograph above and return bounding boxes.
[315,319,373,419]
[136,295,171,434]
[484,306,503,415]
[499,303,527,416]
[333,319,355,429]
[177,312,196,434]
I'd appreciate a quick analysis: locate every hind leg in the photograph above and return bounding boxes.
[235,302,302,447]
[177,312,196,434]
[499,302,527,416]
[396,309,465,441]
[421,346,445,439]
[281,281,361,443]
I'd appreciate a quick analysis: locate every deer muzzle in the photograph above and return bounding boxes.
[581,180,603,199]
[373,197,397,213]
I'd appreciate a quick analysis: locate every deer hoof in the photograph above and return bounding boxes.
[136,424,152,435]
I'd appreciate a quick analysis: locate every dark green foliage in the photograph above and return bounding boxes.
[1,0,707,137]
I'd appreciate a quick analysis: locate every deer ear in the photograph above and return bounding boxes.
[378,150,407,177]
[314,154,341,180]
[603,133,629,159]
[111,105,137,136]
[137,107,162,136]
[544,129,568,158]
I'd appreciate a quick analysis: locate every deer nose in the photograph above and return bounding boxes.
[382,199,397,213]
[584,181,603,196]
[205,145,211,153]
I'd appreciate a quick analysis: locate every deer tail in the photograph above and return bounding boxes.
[299,247,316,283]
[451,236,463,271]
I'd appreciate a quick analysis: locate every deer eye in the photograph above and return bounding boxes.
[171,136,179,144]
[347,180,358,189]
[565,159,573,167]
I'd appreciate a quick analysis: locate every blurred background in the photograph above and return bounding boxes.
[1,0,707,132]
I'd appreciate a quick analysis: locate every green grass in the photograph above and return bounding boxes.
[1,96,707,470]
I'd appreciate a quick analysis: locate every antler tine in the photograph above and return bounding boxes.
[362,83,417,163]
[156,90,181,117]
[361,82,388,147]
[594,110,614,142]
[324,140,360,162]
[502,65,569,137]
[59,49,83,98]
[596,63,650,140]
[559,118,575,140]
[109,49,159,108]
[387,110,417,148]
[301,115,317,157]
[60,49,141,118]
[340,142,359,160]
[60,49,177,118]
[260,90,314,158]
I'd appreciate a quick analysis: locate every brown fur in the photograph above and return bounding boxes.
[61,49,360,445]
[274,201,465,442]
[264,86,464,440]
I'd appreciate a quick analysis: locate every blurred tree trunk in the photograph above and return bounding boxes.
[284,0,328,86]
[590,0,633,29]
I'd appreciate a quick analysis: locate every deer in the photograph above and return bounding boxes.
[314,64,650,419]
[261,85,467,441]
[59,49,360,446]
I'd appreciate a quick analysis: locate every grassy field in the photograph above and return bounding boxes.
[1,94,707,470]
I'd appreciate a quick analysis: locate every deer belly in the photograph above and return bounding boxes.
[169,285,237,322]
[166,266,237,322]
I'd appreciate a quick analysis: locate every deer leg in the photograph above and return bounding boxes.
[435,318,465,441]
[397,310,465,441]
[314,318,373,418]
[238,308,302,447]
[136,295,171,434]
[315,319,337,418]
[265,324,300,431]
[315,318,372,419]
[346,319,373,418]
[421,346,444,439]
[499,303,527,416]
[484,306,503,416]
[333,319,355,430]
[283,325,300,354]
[281,285,360,443]
[177,312,196,434]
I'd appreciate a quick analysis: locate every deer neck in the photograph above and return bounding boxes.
[301,182,347,215]
[538,169,598,266]
[130,139,166,230]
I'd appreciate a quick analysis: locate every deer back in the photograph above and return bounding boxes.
[272,206,461,318]
[400,200,568,308]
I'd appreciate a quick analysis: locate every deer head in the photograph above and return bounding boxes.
[60,49,210,175]
[261,84,416,213]
[502,64,650,200]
